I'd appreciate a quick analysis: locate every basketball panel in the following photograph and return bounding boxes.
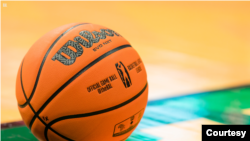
[20,23,83,101]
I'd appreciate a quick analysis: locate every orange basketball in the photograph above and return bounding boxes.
[16,23,148,141]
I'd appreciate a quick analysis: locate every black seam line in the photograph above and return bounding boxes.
[28,44,131,130]
[20,60,28,100]
[18,23,88,108]
[46,126,73,141]
[20,60,47,127]
[44,82,148,141]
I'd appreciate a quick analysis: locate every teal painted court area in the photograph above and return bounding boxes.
[2,85,250,141]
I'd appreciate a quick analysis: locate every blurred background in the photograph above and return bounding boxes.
[1,1,250,141]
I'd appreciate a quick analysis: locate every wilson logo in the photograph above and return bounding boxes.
[115,62,132,88]
[52,29,120,65]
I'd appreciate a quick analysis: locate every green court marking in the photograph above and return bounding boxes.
[202,86,250,124]
[1,126,38,141]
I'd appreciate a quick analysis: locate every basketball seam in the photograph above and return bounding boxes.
[20,59,74,140]
[18,23,88,108]
[44,83,148,141]
[20,60,48,125]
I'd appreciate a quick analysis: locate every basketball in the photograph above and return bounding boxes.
[15,23,148,141]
